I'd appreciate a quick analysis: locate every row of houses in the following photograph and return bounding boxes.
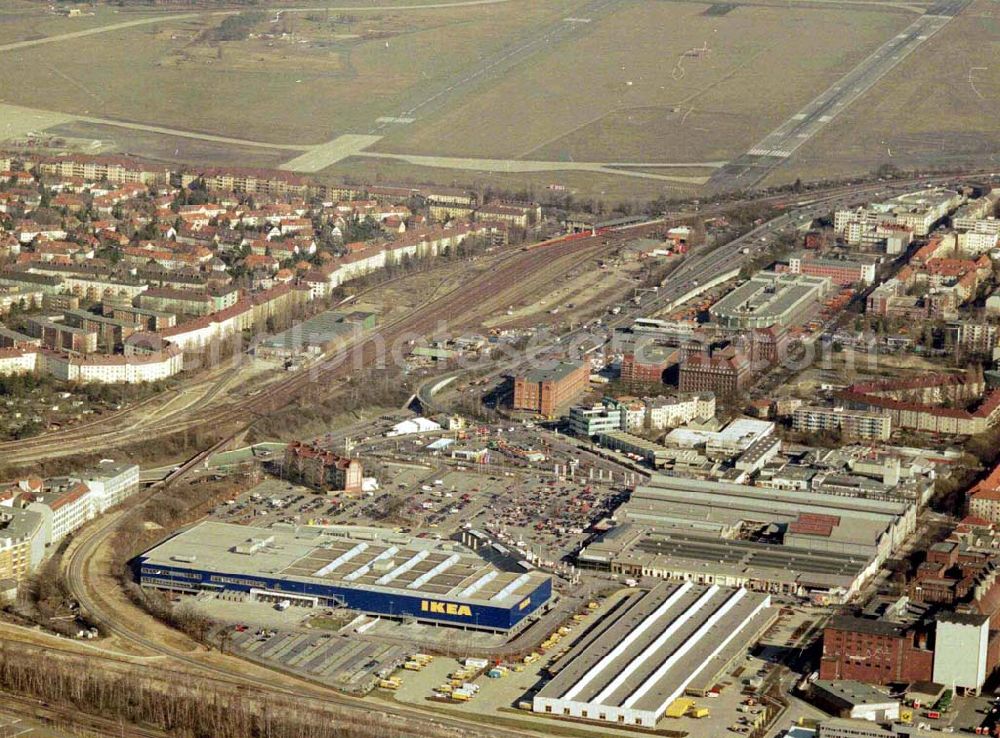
[0,344,183,384]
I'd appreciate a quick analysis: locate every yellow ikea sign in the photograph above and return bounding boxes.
[421,600,472,617]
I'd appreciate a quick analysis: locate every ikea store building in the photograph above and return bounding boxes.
[136,521,552,632]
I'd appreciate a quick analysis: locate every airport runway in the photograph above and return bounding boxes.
[707,0,968,192]
[366,0,628,136]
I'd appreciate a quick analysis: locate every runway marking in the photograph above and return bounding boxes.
[709,7,962,191]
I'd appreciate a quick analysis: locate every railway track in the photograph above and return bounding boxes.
[4,168,994,468]
[36,234,629,736]
[44,169,1000,736]
[63,491,542,738]
[0,691,167,738]
[0,231,618,464]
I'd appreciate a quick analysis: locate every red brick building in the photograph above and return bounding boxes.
[513,360,589,417]
[283,441,363,495]
[620,345,676,388]
[749,327,789,370]
[678,347,751,398]
[819,616,934,684]
[786,252,876,286]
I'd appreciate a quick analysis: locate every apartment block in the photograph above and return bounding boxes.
[792,405,892,441]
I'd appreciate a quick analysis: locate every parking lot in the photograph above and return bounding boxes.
[228,626,409,694]
[209,478,348,528]
[208,422,635,571]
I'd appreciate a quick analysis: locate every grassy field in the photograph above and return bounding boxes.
[46,120,299,169]
[0,0,989,199]
[374,2,911,163]
[320,155,696,201]
[764,0,1000,186]
[0,6,161,44]
[0,1,578,145]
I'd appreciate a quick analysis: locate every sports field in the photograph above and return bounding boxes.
[0,0,987,197]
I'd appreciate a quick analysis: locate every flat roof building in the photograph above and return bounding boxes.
[793,405,892,441]
[513,360,589,418]
[137,521,552,632]
[811,680,900,722]
[710,271,832,329]
[787,253,878,286]
[533,582,774,728]
[665,417,774,456]
[577,474,915,603]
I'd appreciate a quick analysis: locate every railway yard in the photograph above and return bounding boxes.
[0,162,997,738]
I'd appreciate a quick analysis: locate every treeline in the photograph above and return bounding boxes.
[0,422,229,481]
[0,642,430,738]
[212,10,265,41]
[12,553,97,638]
[104,475,254,640]
[246,368,411,442]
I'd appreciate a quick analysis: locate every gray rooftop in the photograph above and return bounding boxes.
[140,521,548,608]
[813,680,897,707]
[537,582,773,714]
[710,271,829,326]
[521,360,584,384]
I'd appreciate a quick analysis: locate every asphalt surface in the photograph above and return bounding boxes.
[708,1,968,192]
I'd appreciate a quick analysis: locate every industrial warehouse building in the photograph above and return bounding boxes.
[533,582,775,728]
[513,360,589,417]
[577,474,914,603]
[136,521,552,632]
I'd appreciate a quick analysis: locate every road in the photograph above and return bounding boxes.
[0,229,620,467]
[50,206,761,737]
[359,150,722,184]
[4,169,994,470]
[44,169,1000,737]
[707,2,967,191]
